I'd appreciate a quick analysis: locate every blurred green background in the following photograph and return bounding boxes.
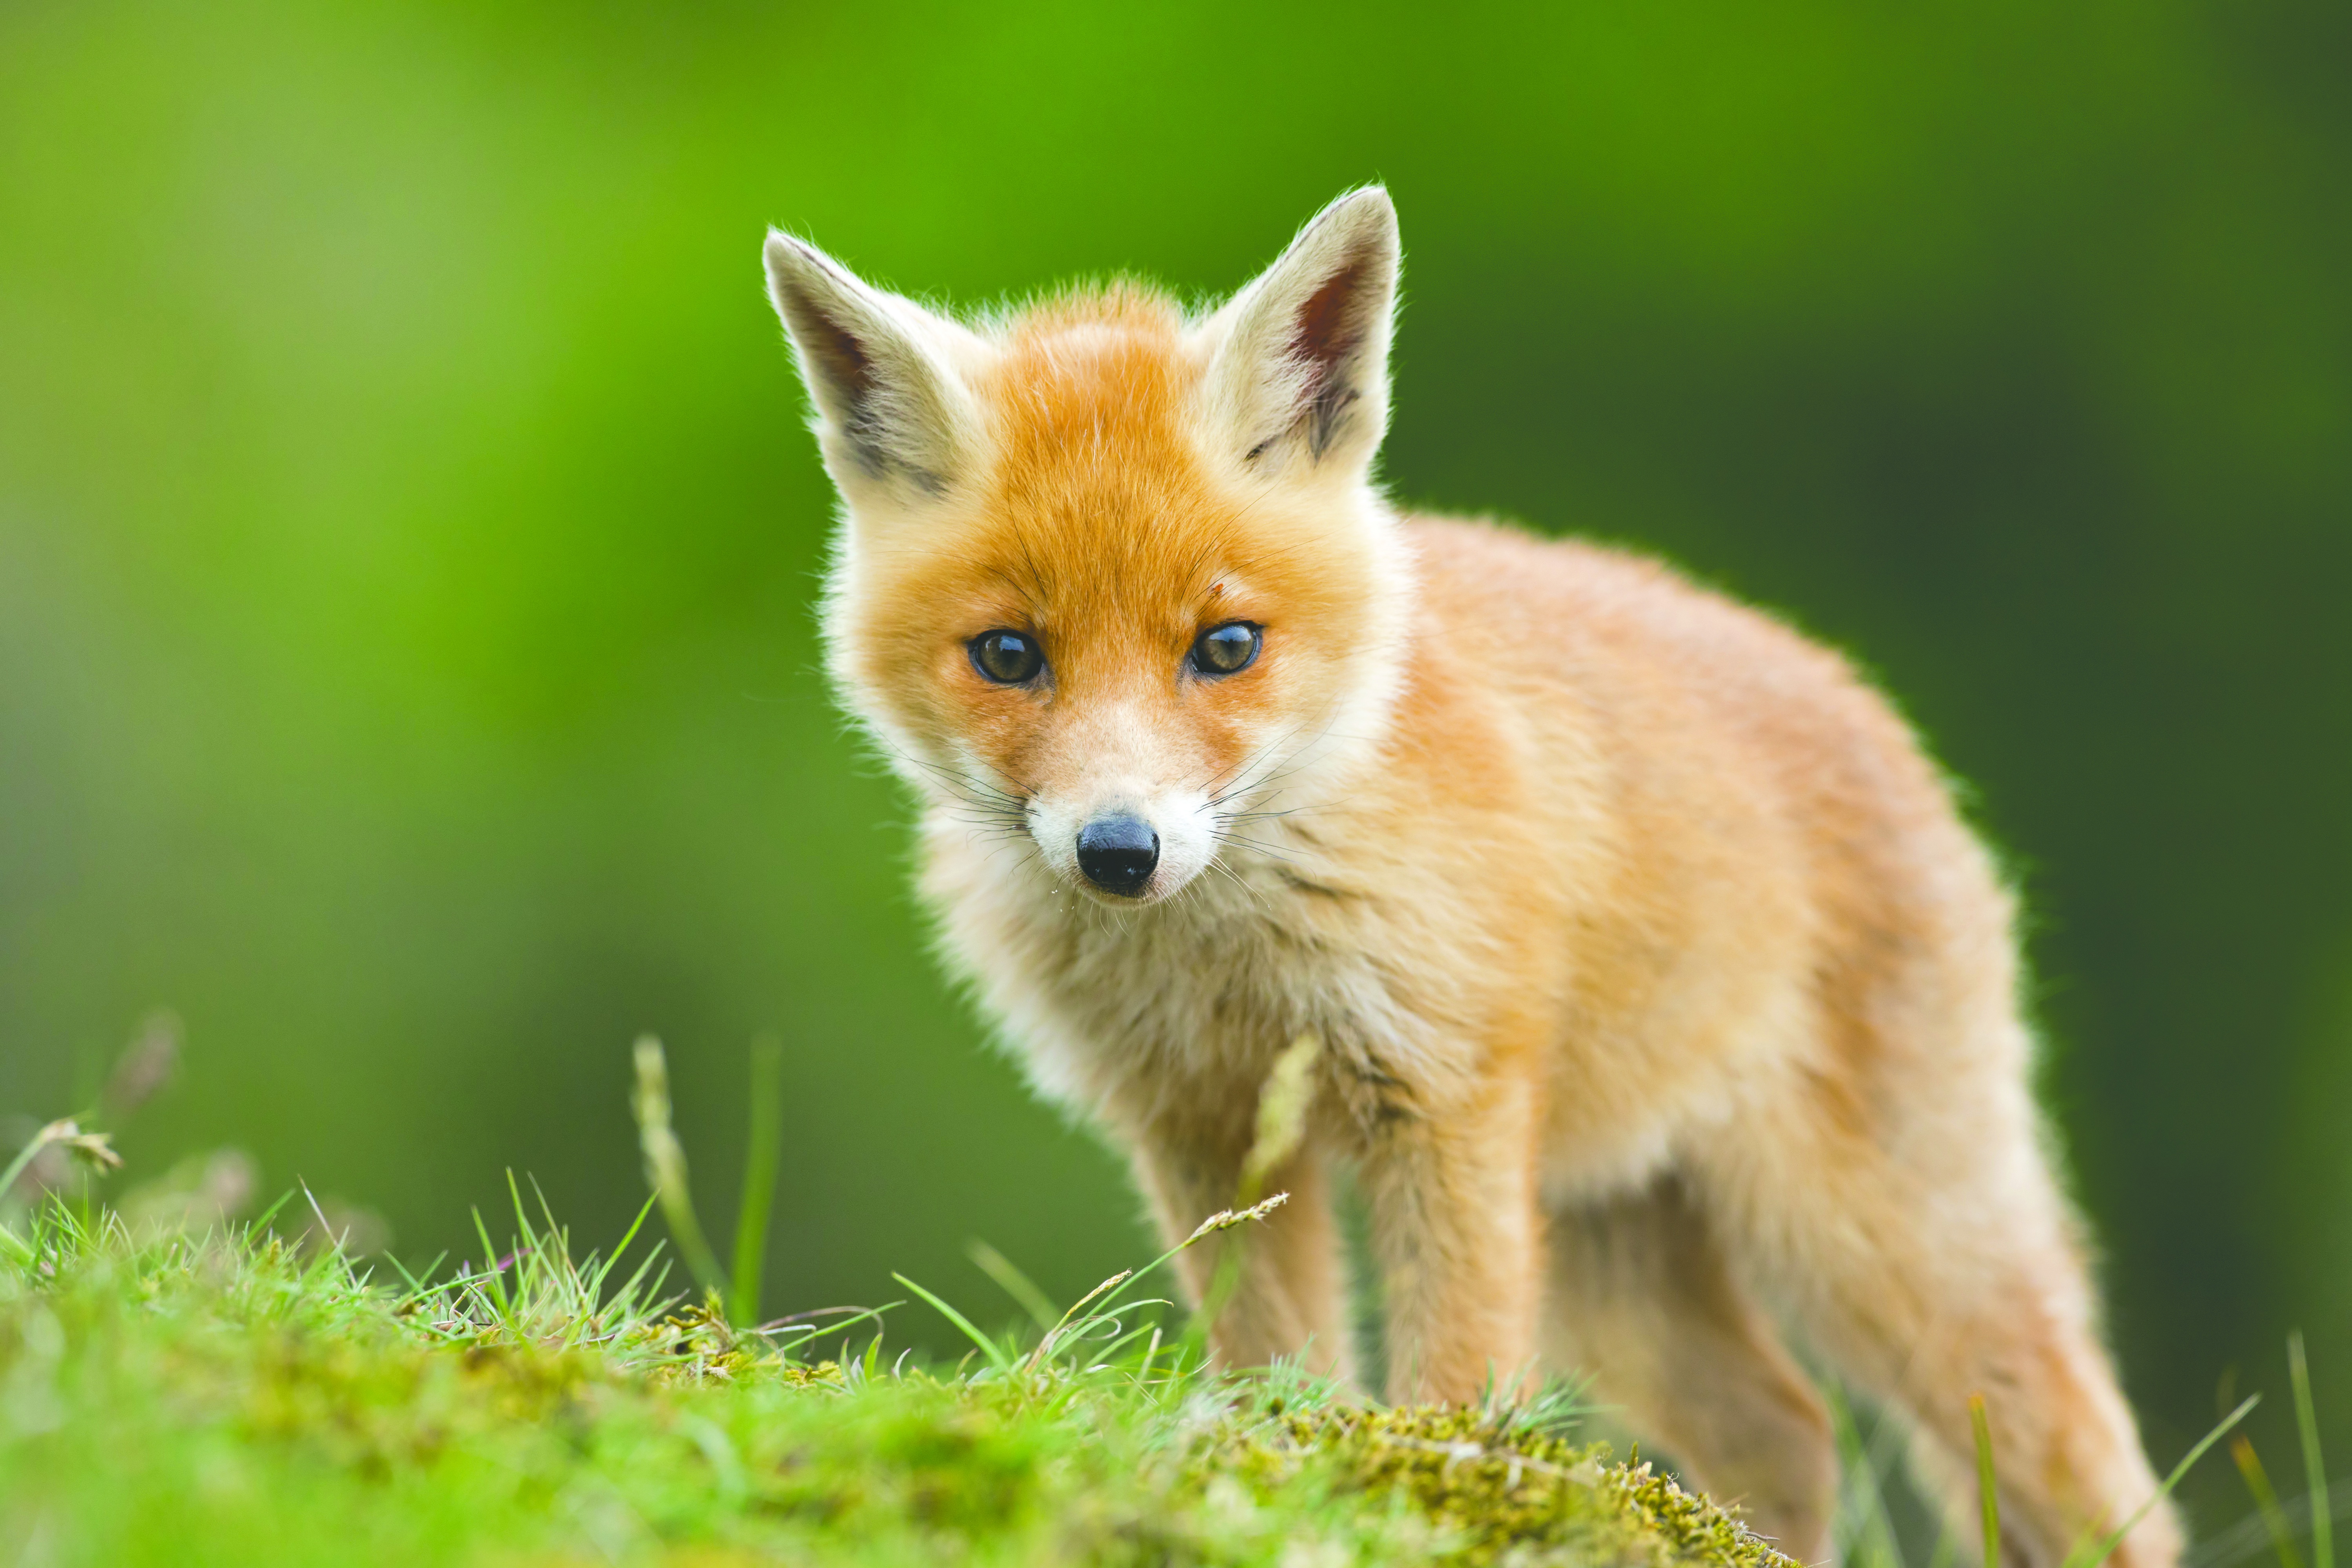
[4,0,2348,1530]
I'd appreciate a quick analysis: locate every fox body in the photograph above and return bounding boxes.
[762,190,2174,1568]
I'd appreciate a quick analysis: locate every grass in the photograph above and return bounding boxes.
[0,1034,1791,1568]
[0,1030,2314,1568]
[0,1188,1793,1567]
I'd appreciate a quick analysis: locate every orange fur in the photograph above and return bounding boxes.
[762,190,2177,1568]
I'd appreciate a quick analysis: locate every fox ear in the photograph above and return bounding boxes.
[1204,187,1400,477]
[763,231,976,497]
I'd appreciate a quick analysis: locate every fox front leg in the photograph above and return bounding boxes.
[1354,1080,1543,1405]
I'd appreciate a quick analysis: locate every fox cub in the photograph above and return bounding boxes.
[762,189,2173,1568]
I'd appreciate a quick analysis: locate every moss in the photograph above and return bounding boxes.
[1207,1400,1791,1568]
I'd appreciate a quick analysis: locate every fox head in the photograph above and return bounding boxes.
[764,189,1412,907]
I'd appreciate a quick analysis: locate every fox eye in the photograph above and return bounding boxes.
[1190,621,1261,677]
[969,629,1044,685]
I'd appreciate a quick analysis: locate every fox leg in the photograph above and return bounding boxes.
[1355,1076,1544,1405]
[1704,1087,2178,1568]
[1126,1125,1354,1383]
[1540,1176,1838,1564]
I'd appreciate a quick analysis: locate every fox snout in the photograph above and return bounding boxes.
[1074,815,1159,897]
[1026,782,1210,905]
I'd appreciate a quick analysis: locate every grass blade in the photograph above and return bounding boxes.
[631,1035,728,1307]
[250,1189,298,1233]
[1179,1034,1323,1359]
[968,1240,1059,1335]
[763,1301,899,1356]
[609,1192,659,1270]
[2069,1394,2259,1568]
[1025,1268,1133,1373]
[504,1171,542,1294]
[0,1122,65,1201]
[1829,1379,1908,1568]
[2294,1334,2333,1568]
[1973,1392,2002,1568]
[2233,1434,2308,1568]
[470,1206,511,1321]
[892,1272,1015,1376]
[729,1034,785,1329]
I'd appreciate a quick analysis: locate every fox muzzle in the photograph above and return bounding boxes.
[1075,814,1160,897]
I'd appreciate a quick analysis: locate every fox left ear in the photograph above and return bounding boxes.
[1203,187,1400,478]
[762,230,978,501]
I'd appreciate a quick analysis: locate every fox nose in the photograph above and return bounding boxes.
[1076,815,1160,896]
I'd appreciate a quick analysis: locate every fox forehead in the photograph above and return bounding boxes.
[975,289,1228,613]
[864,289,1373,658]
[984,279,1198,455]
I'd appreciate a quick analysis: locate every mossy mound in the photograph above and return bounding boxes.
[1210,1399,1790,1568]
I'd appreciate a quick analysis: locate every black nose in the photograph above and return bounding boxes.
[1076,815,1160,896]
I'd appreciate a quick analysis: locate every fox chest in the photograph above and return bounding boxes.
[923,851,1486,1125]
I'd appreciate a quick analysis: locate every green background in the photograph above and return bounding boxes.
[4,0,2348,1530]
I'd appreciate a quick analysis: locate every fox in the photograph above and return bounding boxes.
[759,187,2176,1568]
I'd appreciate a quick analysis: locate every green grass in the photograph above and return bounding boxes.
[0,1033,2303,1568]
[0,1191,1788,1567]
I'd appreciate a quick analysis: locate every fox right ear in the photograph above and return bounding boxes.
[762,232,975,497]
[1203,187,1401,479]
